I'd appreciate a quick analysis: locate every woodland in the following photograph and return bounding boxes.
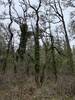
[0,0,75,100]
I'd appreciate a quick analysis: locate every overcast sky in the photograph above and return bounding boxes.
[0,0,75,48]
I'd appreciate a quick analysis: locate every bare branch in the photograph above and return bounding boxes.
[8,0,13,51]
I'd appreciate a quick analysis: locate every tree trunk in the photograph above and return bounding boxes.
[18,23,28,60]
[34,32,40,87]
[50,35,57,81]
[62,18,74,72]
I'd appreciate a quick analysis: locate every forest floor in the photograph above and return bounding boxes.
[0,72,75,100]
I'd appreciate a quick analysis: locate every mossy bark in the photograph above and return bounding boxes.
[18,23,28,60]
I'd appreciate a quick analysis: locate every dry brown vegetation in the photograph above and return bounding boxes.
[0,72,75,100]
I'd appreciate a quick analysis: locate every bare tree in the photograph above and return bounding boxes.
[50,0,74,72]
[2,0,14,73]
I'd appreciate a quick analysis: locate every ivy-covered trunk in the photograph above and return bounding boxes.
[34,11,40,87]
[28,0,41,87]
[18,23,28,60]
[34,33,40,86]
